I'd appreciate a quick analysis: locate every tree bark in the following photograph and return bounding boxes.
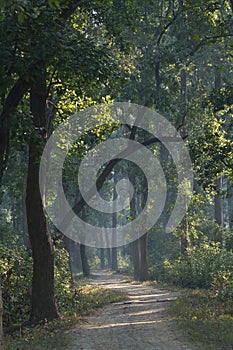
[26,74,59,323]
[63,236,74,286]
[22,192,31,250]
[214,177,223,226]
[179,68,190,253]
[132,240,140,279]
[80,244,90,277]
[111,170,118,270]
[99,231,105,269]
[214,68,223,243]
[71,242,83,274]
[138,233,148,281]
[137,179,148,281]
[111,247,118,270]
[0,77,30,185]
[100,248,105,269]
[227,182,233,230]
[129,173,140,279]
[139,233,148,281]
[214,176,223,243]
[180,224,189,254]
[106,248,111,269]
[0,279,3,348]
[104,227,112,268]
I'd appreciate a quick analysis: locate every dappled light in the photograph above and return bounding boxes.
[84,319,171,330]
[1,1,232,349]
[68,272,193,350]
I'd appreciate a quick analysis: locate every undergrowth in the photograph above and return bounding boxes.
[3,282,127,350]
[169,289,233,350]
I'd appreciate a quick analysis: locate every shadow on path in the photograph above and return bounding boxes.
[68,270,194,350]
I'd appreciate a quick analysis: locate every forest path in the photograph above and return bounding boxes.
[67,270,195,350]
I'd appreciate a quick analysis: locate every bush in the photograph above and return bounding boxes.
[0,235,75,328]
[54,241,79,316]
[1,234,123,330]
[0,236,32,328]
[151,242,233,299]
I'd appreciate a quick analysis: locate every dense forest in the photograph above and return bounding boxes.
[0,0,233,348]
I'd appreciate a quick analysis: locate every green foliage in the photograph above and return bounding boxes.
[225,230,233,250]
[53,241,74,315]
[0,231,32,328]
[170,290,233,349]
[1,0,233,341]
[54,240,126,317]
[151,242,233,299]
[64,282,126,316]
[3,282,126,350]
[0,231,126,330]
[0,234,70,328]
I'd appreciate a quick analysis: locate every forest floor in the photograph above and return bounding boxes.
[67,270,195,350]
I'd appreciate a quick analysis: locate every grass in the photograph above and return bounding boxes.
[3,282,127,350]
[122,276,183,292]
[169,289,233,350]
[126,275,233,349]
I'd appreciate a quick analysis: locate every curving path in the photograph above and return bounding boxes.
[68,271,195,350]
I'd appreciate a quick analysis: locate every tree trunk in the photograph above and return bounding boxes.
[227,184,233,230]
[111,170,118,270]
[104,227,112,268]
[179,68,190,253]
[111,247,118,270]
[214,69,223,244]
[180,224,189,254]
[214,177,223,226]
[26,74,59,323]
[132,240,140,279]
[80,244,90,277]
[79,208,90,277]
[70,242,83,275]
[214,176,223,243]
[137,180,148,281]
[99,231,105,269]
[100,248,105,269]
[22,192,31,250]
[63,236,74,286]
[138,234,148,281]
[0,77,29,185]
[0,279,3,348]
[129,173,140,279]
[106,248,111,269]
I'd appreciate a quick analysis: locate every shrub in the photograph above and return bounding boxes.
[151,242,233,299]
[1,236,74,328]
[0,237,32,328]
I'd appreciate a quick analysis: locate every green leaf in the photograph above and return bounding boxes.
[192,33,200,42]
[48,0,60,8]
[18,12,25,24]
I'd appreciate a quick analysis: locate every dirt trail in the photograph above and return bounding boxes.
[68,271,194,350]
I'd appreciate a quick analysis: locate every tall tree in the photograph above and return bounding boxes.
[0,279,3,347]
[0,0,124,324]
[111,170,118,271]
[26,73,59,322]
[80,244,90,277]
[214,69,224,243]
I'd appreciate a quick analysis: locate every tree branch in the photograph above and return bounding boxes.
[0,1,86,184]
[60,131,186,232]
[229,0,233,13]
[0,77,30,184]
[60,0,85,20]
[156,3,181,46]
